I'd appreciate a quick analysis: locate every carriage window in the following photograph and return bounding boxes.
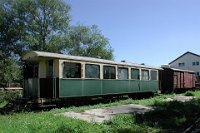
[151,70,157,80]
[85,64,100,78]
[118,67,128,79]
[141,70,149,80]
[103,66,116,79]
[131,68,140,80]
[63,62,81,78]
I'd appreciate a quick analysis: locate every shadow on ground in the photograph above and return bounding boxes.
[112,99,200,133]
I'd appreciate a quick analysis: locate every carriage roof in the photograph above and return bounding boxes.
[22,51,162,70]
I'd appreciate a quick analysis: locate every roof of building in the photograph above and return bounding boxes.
[169,51,200,64]
[22,51,162,70]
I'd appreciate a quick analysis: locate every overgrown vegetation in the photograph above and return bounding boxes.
[0,91,21,104]
[0,91,22,112]
[0,90,200,132]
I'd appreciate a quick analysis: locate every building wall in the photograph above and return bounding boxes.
[169,53,200,75]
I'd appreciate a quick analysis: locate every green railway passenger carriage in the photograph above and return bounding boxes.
[22,51,162,101]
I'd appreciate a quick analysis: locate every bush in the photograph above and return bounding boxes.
[184,91,194,96]
[0,91,21,103]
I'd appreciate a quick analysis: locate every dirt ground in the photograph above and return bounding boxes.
[61,104,154,123]
[59,96,195,123]
[166,95,195,102]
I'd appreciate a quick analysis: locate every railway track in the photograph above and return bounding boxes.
[183,117,200,133]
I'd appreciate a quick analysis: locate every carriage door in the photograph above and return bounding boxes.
[40,60,54,98]
[24,62,39,98]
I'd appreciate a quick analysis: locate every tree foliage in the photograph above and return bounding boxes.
[66,25,113,60]
[25,0,70,52]
[12,0,70,54]
[0,0,23,58]
[0,0,114,84]
[0,58,22,84]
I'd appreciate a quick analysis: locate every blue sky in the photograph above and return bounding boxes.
[66,0,200,66]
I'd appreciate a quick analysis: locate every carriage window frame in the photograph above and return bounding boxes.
[118,67,128,80]
[151,70,158,80]
[47,60,53,78]
[103,65,116,79]
[141,69,149,80]
[85,64,100,79]
[62,62,81,78]
[131,68,140,80]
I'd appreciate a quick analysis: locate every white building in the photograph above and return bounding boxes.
[169,51,200,76]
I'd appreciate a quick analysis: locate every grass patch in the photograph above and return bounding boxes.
[0,101,7,108]
[0,90,200,132]
[104,114,159,133]
[135,99,200,132]
[184,91,195,96]
[183,89,200,97]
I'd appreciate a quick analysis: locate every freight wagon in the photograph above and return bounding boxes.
[22,51,161,102]
[159,66,196,93]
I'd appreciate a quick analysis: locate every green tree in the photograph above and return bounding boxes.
[16,0,71,53]
[0,0,114,59]
[0,0,23,58]
[0,58,22,86]
[0,0,114,85]
[0,0,71,56]
[0,0,71,85]
[66,25,114,60]
[0,0,22,85]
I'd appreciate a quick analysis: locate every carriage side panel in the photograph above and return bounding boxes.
[140,80,158,93]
